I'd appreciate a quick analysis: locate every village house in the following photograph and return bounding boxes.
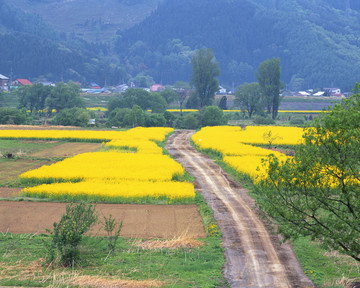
[324,87,341,96]
[0,74,10,91]
[150,84,165,92]
[216,86,227,94]
[13,79,32,86]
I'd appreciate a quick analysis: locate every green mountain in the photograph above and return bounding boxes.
[2,0,360,90]
[2,0,163,42]
[0,0,128,85]
[115,0,360,90]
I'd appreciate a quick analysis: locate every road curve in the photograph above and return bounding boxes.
[166,130,314,288]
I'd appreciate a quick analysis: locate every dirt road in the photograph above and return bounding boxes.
[166,130,314,288]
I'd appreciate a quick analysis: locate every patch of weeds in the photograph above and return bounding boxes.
[172,171,195,183]
[101,214,123,256]
[0,231,226,287]
[195,192,222,237]
[293,237,360,287]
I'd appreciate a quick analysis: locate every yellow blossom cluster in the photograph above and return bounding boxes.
[23,180,195,202]
[0,127,173,153]
[223,155,289,181]
[20,152,184,182]
[192,126,304,150]
[192,126,301,180]
[86,107,108,111]
[0,127,194,202]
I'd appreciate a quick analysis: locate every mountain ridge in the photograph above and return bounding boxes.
[1,0,360,90]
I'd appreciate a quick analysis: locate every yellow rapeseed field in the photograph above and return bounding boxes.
[20,152,184,182]
[0,127,194,202]
[192,126,302,180]
[23,180,195,201]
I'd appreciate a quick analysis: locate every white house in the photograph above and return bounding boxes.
[0,74,9,91]
[218,86,227,94]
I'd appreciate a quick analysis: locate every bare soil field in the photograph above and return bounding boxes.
[0,188,22,198]
[29,142,102,158]
[166,130,314,288]
[0,202,205,239]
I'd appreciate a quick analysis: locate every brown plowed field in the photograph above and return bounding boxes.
[166,130,314,288]
[0,188,22,198]
[0,202,205,239]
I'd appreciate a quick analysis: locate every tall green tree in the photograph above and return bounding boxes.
[256,58,282,120]
[107,88,167,112]
[255,83,360,261]
[190,48,220,108]
[18,83,51,113]
[160,89,178,104]
[235,82,262,118]
[149,93,167,113]
[46,81,85,113]
[107,105,145,128]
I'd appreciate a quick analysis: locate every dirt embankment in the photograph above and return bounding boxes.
[166,130,314,288]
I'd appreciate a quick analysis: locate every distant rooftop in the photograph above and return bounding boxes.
[16,79,32,85]
[0,74,9,80]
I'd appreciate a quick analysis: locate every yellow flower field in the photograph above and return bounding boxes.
[0,127,173,153]
[20,152,184,182]
[0,127,194,203]
[192,126,302,180]
[23,180,195,202]
[224,154,289,181]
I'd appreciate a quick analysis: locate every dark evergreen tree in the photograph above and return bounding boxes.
[190,48,220,108]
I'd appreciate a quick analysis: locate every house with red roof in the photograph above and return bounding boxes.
[150,84,165,92]
[14,79,32,86]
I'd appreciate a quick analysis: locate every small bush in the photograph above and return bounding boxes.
[253,115,275,125]
[183,113,200,129]
[145,113,166,127]
[201,106,227,127]
[0,108,30,125]
[46,202,98,267]
[53,107,91,127]
[289,117,305,125]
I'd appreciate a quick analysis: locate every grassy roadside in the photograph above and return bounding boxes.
[192,142,360,287]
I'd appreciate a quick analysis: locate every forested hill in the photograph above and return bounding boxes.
[2,0,360,90]
[0,0,126,85]
[2,0,163,42]
[115,0,360,91]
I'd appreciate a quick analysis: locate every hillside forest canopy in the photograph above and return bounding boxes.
[0,0,360,90]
